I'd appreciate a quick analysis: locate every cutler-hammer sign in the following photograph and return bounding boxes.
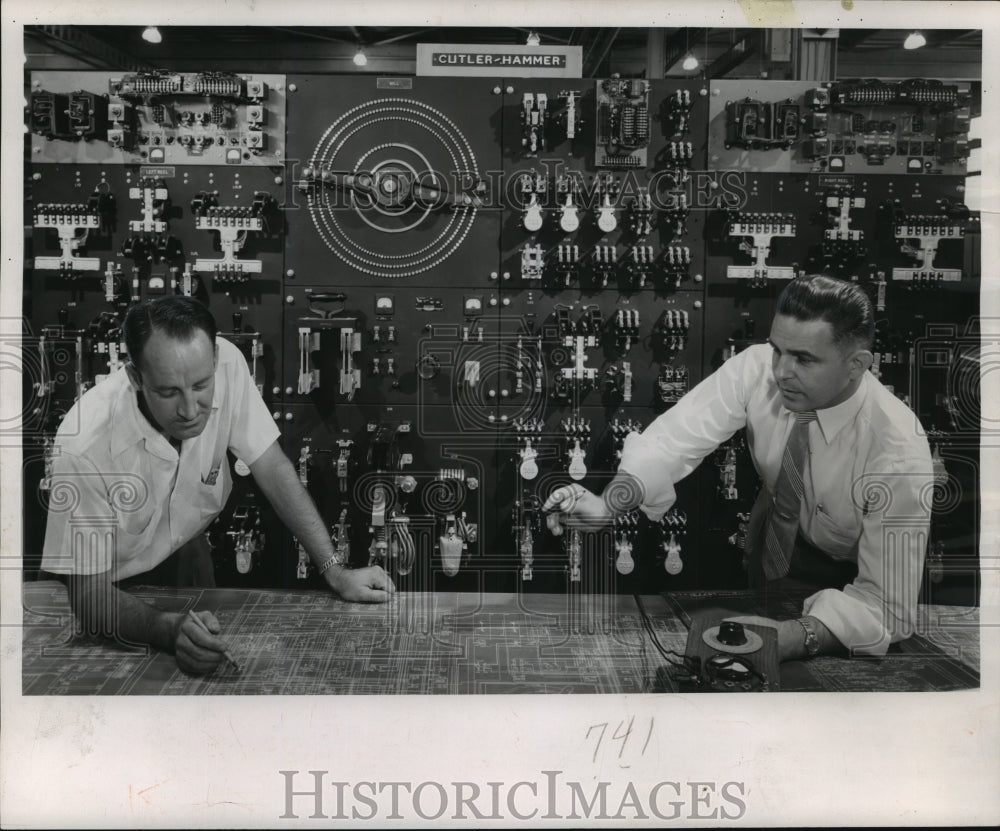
[417,44,583,77]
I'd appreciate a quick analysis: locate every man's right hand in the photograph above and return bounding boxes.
[542,484,614,534]
[173,610,231,675]
[324,564,396,603]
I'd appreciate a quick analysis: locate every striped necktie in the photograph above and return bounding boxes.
[762,410,818,580]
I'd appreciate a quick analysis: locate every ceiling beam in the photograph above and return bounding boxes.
[584,28,621,77]
[663,27,707,72]
[705,30,761,78]
[26,25,153,71]
[268,27,355,45]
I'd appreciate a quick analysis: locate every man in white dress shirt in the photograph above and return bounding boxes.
[544,274,933,661]
[41,296,394,674]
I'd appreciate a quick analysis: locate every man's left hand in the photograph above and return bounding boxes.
[324,564,396,603]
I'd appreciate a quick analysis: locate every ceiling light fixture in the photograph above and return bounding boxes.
[353,48,368,67]
[141,26,162,44]
[526,31,541,46]
[903,31,926,50]
[682,53,700,71]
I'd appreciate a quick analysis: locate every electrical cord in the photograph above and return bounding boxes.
[633,593,697,675]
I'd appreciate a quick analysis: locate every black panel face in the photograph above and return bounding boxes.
[283,75,503,286]
[23,71,981,604]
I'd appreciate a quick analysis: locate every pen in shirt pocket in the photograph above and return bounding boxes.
[201,465,221,485]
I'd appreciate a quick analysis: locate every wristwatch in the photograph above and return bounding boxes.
[797,617,821,657]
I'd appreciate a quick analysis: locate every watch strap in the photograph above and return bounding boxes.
[797,617,821,657]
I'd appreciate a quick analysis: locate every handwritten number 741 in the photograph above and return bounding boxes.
[586,717,654,764]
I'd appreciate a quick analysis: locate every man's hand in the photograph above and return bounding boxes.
[542,484,614,535]
[324,564,396,603]
[173,610,231,675]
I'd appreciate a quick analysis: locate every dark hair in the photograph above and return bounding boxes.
[775,274,875,351]
[123,296,217,370]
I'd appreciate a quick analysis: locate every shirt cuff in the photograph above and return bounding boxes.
[802,588,891,657]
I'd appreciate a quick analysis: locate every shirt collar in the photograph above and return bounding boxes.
[109,380,170,460]
[108,367,222,459]
[807,373,869,444]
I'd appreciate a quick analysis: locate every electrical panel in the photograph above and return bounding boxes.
[23,71,981,604]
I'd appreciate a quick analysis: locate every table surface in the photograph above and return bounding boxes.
[20,581,980,695]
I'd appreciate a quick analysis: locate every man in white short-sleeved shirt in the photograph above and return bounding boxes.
[544,275,933,662]
[41,296,393,674]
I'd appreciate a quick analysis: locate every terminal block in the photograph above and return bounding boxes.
[660,507,688,575]
[655,309,690,352]
[662,245,692,287]
[102,262,125,303]
[519,172,547,232]
[367,482,416,573]
[726,212,797,284]
[521,92,548,156]
[596,78,650,168]
[594,173,619,233]
[557,189,581,234]
[566,529,583,582]
[553,244,581,286]
[106,98,135,150]
[120,179,181,271]
[30,89,106,142]
[892,215,965,284]
[331,509,352,571]
[613,308,641,353]
[657,364,689,405]
[35,317,88,401]
[335,440,355,492]
[663,196,690,239]
[560,332,598,392]
[297,445,313,487]
[665,140,695,168]
[517,438,540,481]
[614,526,636,575]
[725,98,799,150]
[557,90,583,143]
[664,88,693,135]
[227,505,264,575]
[129,178,169,234]
[728,511,752,554]
[30,91,70,140]
[514,337,545,395]
[33,201,104,274]
[823,195,867,271]
[66,91,104,140]
[513,493,543,581]
[513,417,545,479]
[439,511,475,577]
[577,305,603,338]
[339,328,363,399]
[628,189,655,237]
[626,245,656,288]
[561,416,591,480]
[191,191,275,281]
[602,362,633,403]
[830,78,961,107]
[297,328,321,394]
[592,245,618,287]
